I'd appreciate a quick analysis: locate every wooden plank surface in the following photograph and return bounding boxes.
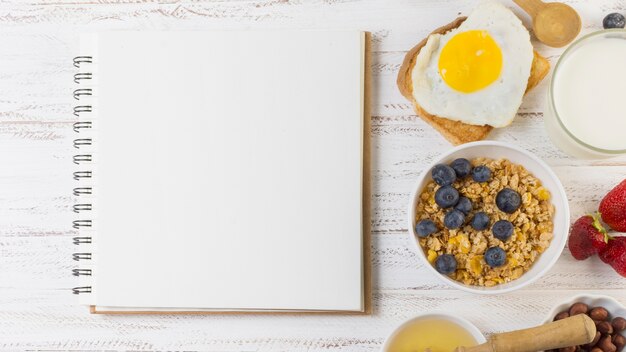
[0,0,625,350]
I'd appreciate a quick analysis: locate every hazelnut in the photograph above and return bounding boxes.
[555,311,570,321]
[612,317,626,332]
[612,334,625,351]
[590,307,610,321]
[591,348,605,352]
[598,335,617,352]
[570,303,590,316]
[598,321,615,335]
[559,347,576,352]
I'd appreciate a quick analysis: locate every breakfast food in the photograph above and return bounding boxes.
[599,237,626,278]
[604,13,626,29]
[568,180,626,278]
[411,2,532,128]
[415,158,555,286]
[568,214,609,260]
[385,317,478,352]
[549,32,626,153]
[569,216,626,277]
[600,180,626,232]
[551,302,626,352]
[397,2,550,145]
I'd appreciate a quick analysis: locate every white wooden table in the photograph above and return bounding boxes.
[1,0,625,350]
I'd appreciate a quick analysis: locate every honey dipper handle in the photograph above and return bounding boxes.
[460,315,597,352]
[512,0,545,17]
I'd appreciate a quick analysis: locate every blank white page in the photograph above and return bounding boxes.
[87,31,364,311]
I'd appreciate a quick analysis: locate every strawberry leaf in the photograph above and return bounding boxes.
[590,212,611,243]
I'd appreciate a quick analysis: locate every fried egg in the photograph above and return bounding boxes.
[411,1,534,128]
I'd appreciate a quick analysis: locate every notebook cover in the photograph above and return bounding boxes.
[88,32,372,315]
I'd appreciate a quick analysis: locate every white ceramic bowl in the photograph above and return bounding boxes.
[408,141,569,294]
[543,294,626,324]
[381,313,486,351]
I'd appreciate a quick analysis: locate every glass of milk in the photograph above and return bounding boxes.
[545,30,626,158]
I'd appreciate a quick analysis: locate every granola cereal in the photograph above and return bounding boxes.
[416,158,555,286]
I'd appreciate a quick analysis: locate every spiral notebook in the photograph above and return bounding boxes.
[71,31,371,314]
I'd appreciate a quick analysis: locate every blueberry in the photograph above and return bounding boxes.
[496,188,522,213]
[415,219,437,237]
[492,220,514,241]
[484,247,507,268]
[431,164,457,186]
[435,185,460,208]
[471,212,490,231]
[604,12,626,29]
[450,158,472,178]
[454,196,472,214]
[444,209,466,229]
[472,165,492,183]
[435,254,457,274]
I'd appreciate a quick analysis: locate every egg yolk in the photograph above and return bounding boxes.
[438,30,503,93]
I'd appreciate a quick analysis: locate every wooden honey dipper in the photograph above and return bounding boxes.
[454,314,596,352]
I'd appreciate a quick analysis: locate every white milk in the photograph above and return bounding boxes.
[546,31,626,158]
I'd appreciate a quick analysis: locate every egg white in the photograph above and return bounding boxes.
[411,1,534,128]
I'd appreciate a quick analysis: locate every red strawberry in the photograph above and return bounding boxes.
[599,236,626,277]
[568,214,609,260]
[599,179,626,232]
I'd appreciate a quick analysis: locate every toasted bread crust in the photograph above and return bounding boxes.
[397,17,550,145]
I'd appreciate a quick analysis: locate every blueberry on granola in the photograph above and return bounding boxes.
[454,196,472,215]
[415,219,437,237]
[471,165,492,182]
[444,209,465,229]
[471,212,490,231]
[450,158,472,178]
[496,188,521,213]
[484,247,507,268]
[435,185,459,208]
[431,164,457,186]
[492,220,514,241]
[435,254,457,274]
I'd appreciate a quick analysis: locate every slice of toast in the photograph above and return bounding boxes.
[397,17,550,145]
